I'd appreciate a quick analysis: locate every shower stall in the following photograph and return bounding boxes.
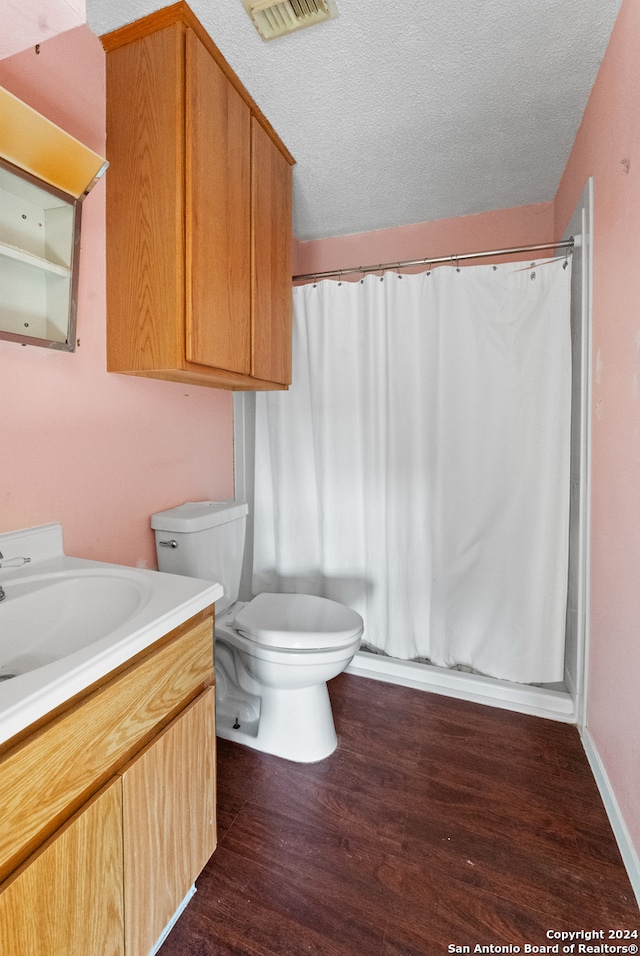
[234,182,593,726]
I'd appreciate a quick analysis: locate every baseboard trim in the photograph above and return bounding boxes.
[151,885,196,956]
[581,727,640,908]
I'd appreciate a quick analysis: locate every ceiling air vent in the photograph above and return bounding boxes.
[243,0,338,41]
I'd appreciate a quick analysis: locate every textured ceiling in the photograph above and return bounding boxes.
[85,0,623,241]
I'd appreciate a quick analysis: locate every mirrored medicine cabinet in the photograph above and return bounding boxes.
[0,85,107,352]
[0,159,81,350]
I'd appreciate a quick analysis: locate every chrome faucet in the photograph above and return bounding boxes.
[0,551,31,600]
[0,551,31,570]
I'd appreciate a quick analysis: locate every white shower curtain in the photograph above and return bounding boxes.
[253,258,572,684]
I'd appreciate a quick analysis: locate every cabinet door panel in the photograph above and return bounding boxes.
[185,28,251,373]
[106,22,186,373]
[0,779,124,956]
[121,687,217,956]
[251,117,293,385]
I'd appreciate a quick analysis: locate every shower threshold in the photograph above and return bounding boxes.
[346,648,575,723]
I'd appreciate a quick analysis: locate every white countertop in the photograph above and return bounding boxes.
[0,523,222,746]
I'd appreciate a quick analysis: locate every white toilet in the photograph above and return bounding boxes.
[151,500,364,762]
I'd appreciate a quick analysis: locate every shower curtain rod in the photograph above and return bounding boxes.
[292,236,576,282]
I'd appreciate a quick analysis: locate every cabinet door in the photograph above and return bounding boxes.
[105,21,186,374]
[0,779,124,956]
[121,687,217,956]
[185,28,252,373]
[251,116,293,385]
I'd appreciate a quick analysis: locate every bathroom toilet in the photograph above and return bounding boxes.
[151,500,364,762]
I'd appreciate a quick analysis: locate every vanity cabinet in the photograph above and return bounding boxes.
[0,609,216,956]
[102,2,295,390]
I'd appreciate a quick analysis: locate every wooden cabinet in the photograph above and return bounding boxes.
[0,609,216,956]
[102,2,295,390]
[121,689,216,956]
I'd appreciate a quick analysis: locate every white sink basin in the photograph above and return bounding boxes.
[0,569,154,678]
[0,523,223,745]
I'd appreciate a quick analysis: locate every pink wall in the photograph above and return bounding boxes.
[555,0,640,861]
[0,0,85,59]
[293,202,555,279]
[1,26,234,569]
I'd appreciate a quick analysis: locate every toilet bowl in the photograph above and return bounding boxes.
[151,501,364,762]
[215,593,362,761]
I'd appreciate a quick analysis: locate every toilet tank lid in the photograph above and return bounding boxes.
[150,500,248,533]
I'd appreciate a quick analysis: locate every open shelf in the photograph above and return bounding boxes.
[0,240,71,277]
[0,159,80,350]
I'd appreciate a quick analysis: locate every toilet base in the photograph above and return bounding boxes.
[215,648,338,762]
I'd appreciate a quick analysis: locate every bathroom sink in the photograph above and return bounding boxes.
[0,569,153,678]
[0,522,223,746]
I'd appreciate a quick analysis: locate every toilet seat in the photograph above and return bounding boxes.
[233,592,363,650]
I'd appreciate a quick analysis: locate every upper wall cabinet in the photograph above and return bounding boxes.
[0,87,107,351]
[101,2,295,390]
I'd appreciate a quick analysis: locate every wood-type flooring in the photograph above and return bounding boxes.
[158,672,639,956]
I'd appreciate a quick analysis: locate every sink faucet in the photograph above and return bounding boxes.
[0,551,31,569]
[0,552,31,600]
[0,551,31,601]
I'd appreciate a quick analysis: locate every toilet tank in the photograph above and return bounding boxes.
[150,500,248,614]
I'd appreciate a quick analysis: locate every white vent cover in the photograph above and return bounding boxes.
[243,0,338,41]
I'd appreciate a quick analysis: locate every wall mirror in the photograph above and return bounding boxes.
[0,158,81,351]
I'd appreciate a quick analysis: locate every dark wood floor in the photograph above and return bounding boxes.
[159,673,639,956]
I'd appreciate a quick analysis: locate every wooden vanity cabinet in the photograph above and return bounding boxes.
[0,609,216,956]
[102,2,295,391]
